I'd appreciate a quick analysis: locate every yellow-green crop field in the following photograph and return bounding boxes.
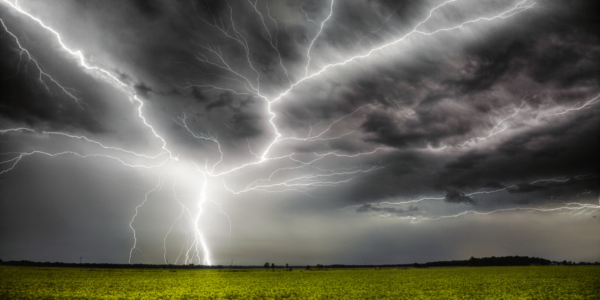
[1,266,599,299]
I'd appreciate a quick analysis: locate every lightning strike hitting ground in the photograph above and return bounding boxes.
[1,0,598,265]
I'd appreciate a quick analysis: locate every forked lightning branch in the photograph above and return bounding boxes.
[0,0,598,265]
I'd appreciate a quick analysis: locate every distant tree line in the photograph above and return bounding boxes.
[409,256,551,268]
[408,256,600,268]
[1,256,598,269]
[305,264,327,271]
[263,262,294,271]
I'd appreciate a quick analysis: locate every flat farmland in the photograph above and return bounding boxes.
[1,266,599,299]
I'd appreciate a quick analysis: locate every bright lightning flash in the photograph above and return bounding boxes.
[1,0,597,266]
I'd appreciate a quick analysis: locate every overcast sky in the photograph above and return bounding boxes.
[0,0,598,265]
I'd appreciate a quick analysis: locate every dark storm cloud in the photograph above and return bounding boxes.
[429,95,599,188]
[507,183,545,194]
[340,102,599,207]
[448,1,600,92]
[356,203,418,216]
[203,92,264,138]
[187,0,600,215]
[229,109,263,138]
[483,182,505,189]
[132,0,163,18]
[133,82,181,98]
[276,0,600,158]
[1,0,600,265]
[444,190,475,205]
[359,98,475,149]
[6,0,276,147]
[0,16,106,133]
[188,87,210,103]
[505,175,600,195]
[206,93,235,111]
[444,153,488,171]
[10,0,599,152]
[0,70,103,133]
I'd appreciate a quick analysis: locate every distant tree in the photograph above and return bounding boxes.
[285,263,288,270]
[305,265,311,270]
[264,262,269,269]
[271,263,275,270]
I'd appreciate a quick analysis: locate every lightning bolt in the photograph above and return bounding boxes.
[301,7,318,27]
[225,165,383,195]
[163,203,185,265]
[0,17,82,106]
[353,2,404,51]
[341,174,599,211]
[304,0,334,77]
[268,0,535,105]
[347,173,600,223]
[0,127,165,160]
[1,0,178,161]
[279,104,372,143]
[545,93,600,117]
[1,0,187,264]
[4,0,580,266]
[455,91,599,148]
[168,180,212,266]
[401,203,600,223]
[0,150,167,175]
[129,176,166,264]
[246,0,292,84]
[460,97,529,146]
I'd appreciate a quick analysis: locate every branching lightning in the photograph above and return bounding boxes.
[130,176,166,264]
[345,173,600,222]
[399,203,600,223]
[545,93,600,117]
[0,17,82,106]
[304,0,334,77]
[1,0,597,266]
[1,0,177,161]
[460,97,529,146]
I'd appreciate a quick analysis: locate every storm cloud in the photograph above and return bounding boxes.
[0,0,599,265]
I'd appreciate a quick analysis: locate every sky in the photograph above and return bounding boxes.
[0,0,599,266]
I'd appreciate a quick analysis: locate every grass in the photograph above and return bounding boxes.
[1,266,599,299]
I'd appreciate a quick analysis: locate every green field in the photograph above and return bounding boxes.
[1,266,599,299]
